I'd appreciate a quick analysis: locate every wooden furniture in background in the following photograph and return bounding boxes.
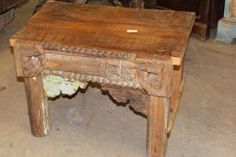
[217,0,236,43]
[0,0,26,30]
[0,0,25,13]
[10,1,195,157]
[152,0,225,40]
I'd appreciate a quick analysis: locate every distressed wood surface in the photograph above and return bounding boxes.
[10,1,195,65]
[10,2,194,157]
[147,96,169,157]
[101,84,149,116]
[168,64,183,136]
[43,75,87,98]
[24,77,49,137]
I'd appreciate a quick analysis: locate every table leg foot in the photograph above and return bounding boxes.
[24,77,49,137]
[147,96,168,157]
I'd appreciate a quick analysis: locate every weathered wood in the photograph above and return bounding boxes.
[43,53,174,96]
[102,84,149,116]
[10,1,195,66]
[136,60,173,97]
[12,41,44,77]
[147,96,169,157]
[24,77,49,137]
[10,2,194,156]
[43,75,87,98]
[168,64,183,136]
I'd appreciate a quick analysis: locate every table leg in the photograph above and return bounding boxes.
[168,64,183,136]
[24,77,49,137]
[147,96,169,157]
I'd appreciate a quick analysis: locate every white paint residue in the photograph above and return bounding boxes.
[127,29,138,33]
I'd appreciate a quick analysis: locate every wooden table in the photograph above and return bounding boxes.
[10,2,195,157]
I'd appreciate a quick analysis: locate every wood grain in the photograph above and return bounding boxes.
[10,1,195,65]
[101,84,149,116]
[147,96,169,157]
[24,77,49,137]
[168,64,183,136]
[10,2,194,156]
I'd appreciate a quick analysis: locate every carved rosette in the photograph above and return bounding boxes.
[22,55,45,77]
[13,42,45,77]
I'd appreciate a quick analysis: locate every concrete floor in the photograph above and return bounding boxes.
[0,1,236,157]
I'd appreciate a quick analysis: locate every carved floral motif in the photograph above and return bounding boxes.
[23,55,45,77]
[13,42,45,77]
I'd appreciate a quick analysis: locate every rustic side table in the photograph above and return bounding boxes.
[10,2,194,157]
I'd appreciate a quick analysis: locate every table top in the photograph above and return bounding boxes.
[10,1,195,65]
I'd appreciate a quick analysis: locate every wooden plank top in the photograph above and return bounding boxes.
[10,1,195,65]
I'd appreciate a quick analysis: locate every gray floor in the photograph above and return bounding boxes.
[0,1,236,157]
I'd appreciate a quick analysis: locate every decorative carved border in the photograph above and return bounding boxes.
[13,42,173,97]
[42,43,136,60]
[41,70,141,89]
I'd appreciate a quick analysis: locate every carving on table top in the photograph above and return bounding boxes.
[101,85,149,116]
[42,43,136,60]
